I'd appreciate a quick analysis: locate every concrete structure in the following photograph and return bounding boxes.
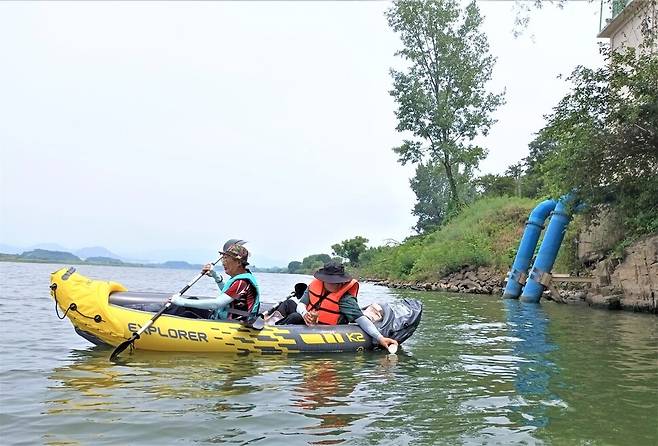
[598,0,657,52]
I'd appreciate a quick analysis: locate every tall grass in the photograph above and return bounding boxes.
[358,197,536,281]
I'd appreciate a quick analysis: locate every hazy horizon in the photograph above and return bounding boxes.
[0,241,287,267]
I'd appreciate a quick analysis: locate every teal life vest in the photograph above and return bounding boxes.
[213,272,261,320]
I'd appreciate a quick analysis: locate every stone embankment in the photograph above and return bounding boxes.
[368,235,657,314]
[585,234,657,313]
[368,265,506,296]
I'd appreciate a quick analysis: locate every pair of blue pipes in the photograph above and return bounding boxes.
[503,197,573,303]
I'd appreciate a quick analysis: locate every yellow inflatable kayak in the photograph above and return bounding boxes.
[49,267,422,354]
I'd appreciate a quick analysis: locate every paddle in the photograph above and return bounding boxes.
[110,257,265,361]
[110,257,223,360]
[262,282,308,317]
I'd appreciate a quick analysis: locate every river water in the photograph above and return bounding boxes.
[0,262,656,445]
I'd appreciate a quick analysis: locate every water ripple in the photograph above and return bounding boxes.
[0,263,656,445]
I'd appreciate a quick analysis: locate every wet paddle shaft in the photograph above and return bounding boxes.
[110,257,222,360]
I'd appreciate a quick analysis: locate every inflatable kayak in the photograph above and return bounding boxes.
[50,267,423,354]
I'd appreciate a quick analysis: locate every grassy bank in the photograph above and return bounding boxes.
[357,197,541,282]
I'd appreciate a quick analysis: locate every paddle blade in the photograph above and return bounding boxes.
[110,337,135,360]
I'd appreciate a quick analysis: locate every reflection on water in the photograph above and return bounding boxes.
[1,262,657,445]
[503,300,560,430]
[45,348,404,445]
[48,349,280,407]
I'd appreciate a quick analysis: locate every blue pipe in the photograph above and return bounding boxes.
[520,196,573,303]
[503,199,557,299]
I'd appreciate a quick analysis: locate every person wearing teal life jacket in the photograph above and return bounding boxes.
[170,240,260,321]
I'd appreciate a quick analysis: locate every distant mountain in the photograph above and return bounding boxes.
[27,243,71,252]
[75,246,123,260]
[123,248,214,264]
[20,249,82,262]
[123,248,286,268]
[0,242,287,268]
[0,243,128,261]
[160,260,203,270]
[0,248,207,270]
[85,256,125,265]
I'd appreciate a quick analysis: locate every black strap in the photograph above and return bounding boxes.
[51,284,102,323]
[308,288,325,311]
[225,307,263,329]
[309,289,342,326]
[226,307,252,318]
[309,287,342,312]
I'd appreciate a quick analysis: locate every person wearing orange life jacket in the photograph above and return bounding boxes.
[277,261,398,351]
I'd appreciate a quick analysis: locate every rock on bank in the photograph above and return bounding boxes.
[367,235,657,314]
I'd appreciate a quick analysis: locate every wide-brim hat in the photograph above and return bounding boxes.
[313,261,352,283]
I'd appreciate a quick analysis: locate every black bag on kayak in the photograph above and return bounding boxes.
[374,298,423,343]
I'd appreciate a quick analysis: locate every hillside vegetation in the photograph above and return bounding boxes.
[357,197,537,282]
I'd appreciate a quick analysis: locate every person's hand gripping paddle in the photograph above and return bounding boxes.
[110,257,222,360]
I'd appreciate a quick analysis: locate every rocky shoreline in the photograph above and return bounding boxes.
[366,235,657,315]
[367,265,505,295]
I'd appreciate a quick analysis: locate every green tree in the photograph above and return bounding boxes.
[331,236,369,265]
[505,162,524,197]
[474,174,516,198]
[301,254,332,271]
[410,160,474,233]
[520,133,558,198]
[536,46,658,238]
[287,261,302,274]
[387,0,504,211]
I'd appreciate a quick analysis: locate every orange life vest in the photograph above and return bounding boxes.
[306,278,359,325]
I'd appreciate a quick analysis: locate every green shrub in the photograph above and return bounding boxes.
[358,197,536,281]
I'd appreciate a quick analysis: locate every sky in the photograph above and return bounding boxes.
[0,1,605,266]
